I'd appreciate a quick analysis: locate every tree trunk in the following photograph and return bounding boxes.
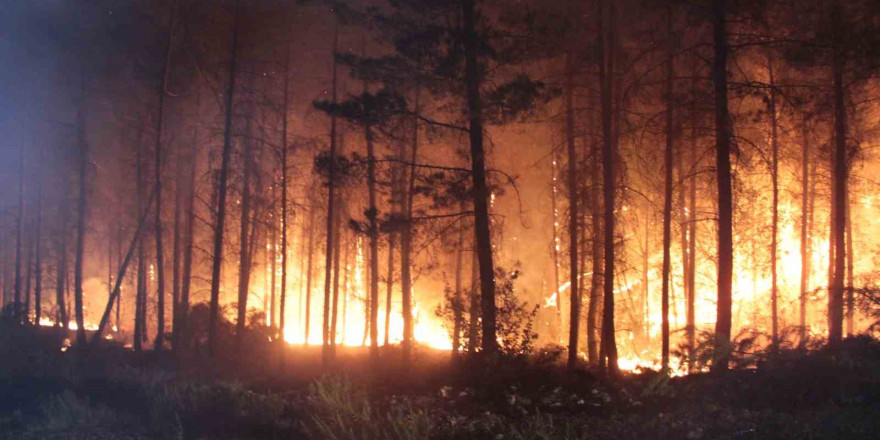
[208,1,239,358]
[134,128,147,353]
[598,0,619,376]
[14,144,25,323]
[468,234,479,354]
[34,167,43,326]
[365,119,380,358]
[799,123,810,346]
[768,56,779,350]
[179,122,198,353]
[74,86,89,346]
[278,8,292,363]
[171,146,182,352]
[828,0,847,347]
[304,192,316,347]
[330,199,343,357]
[453,202,465,358]
[321,23,340,367]
[550,151,562,344]
[461,0,497,356]
[401,88,420,364]
[587,148,602,365]
[845,190,854,336]
[686,74,698,370]
[711,0,734,372]
[236,116,254,351]
[661,5,674,370]
[564,52,580,370]
[153,0,176,351]
[56,199,69,328]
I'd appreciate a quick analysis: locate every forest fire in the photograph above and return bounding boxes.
[2,0,880,438]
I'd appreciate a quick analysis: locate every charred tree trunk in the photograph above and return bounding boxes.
[828,0,847,347]
[401,89,420,364]
[34,166,43,326]
[461,0,498,356]
[329,200,343,357]
[322,24,340,367]
[304,192,316,347]
[179,124,198,352]
[153,0,176,351]
[236,118,254,351]
[208,1,239,358]
[799,123,810,346]
[56,200,69,328]
[587,148,602,365]
[598,0,619,376]
[453,202,465,358]
[565,52,580,370]
[711,0,734,372]
[73,86,89,346]
[768,57,779,351]
[845,190,854,336]
[686,75,698,370]
[278,9,292,363]
[14,144,24,323]
[365,119,380,359]
[661,5,675,370]
[550,152,562,344]
[134,128,147,353]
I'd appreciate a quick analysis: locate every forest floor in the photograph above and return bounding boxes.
[2,324,880,440]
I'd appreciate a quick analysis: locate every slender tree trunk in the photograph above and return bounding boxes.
[711,0,734,372]
[153,0,176,351]
[34,167,43,326]
[686,75,697,370]
[14,144,25,323]
[236,116,254,351]
[452,203,465,358]
[461,0,497,356]
[598,0,619,376]
[74,85,89,346]
[550,152,562,343]
[134,128,147,353]
[24,229,33,324]
[828,0,847,347]
[330,200,343,357]
[587,148,602,365]
[401,88,420,364]
[171,152,182,352]
[768,56,779,351]
[278,8,292,364]
[564,52,580,370]
[845,190,854,336]
[365,118,380,359]
[208,1,239,358]
[179,123,198,352]
[468,235,479,353]
[661,5,675,369]
[56,201,69,328]
[304,192,316,347]
[322,23,340,367]
[799,123,810,346]
[93,188,156,343]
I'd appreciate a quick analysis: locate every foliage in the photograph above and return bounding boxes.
[436,264,539,357]
[303,376,433,440]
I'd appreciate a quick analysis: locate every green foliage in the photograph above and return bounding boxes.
[303,376,433,440]
[436,264,539,357]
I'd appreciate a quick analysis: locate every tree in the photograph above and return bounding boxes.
[208,0,240,358]
[711,0,734,372]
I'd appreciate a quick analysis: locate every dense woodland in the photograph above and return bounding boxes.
[1,0,880,438]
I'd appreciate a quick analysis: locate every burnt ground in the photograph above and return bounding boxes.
[1,323,879,440]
